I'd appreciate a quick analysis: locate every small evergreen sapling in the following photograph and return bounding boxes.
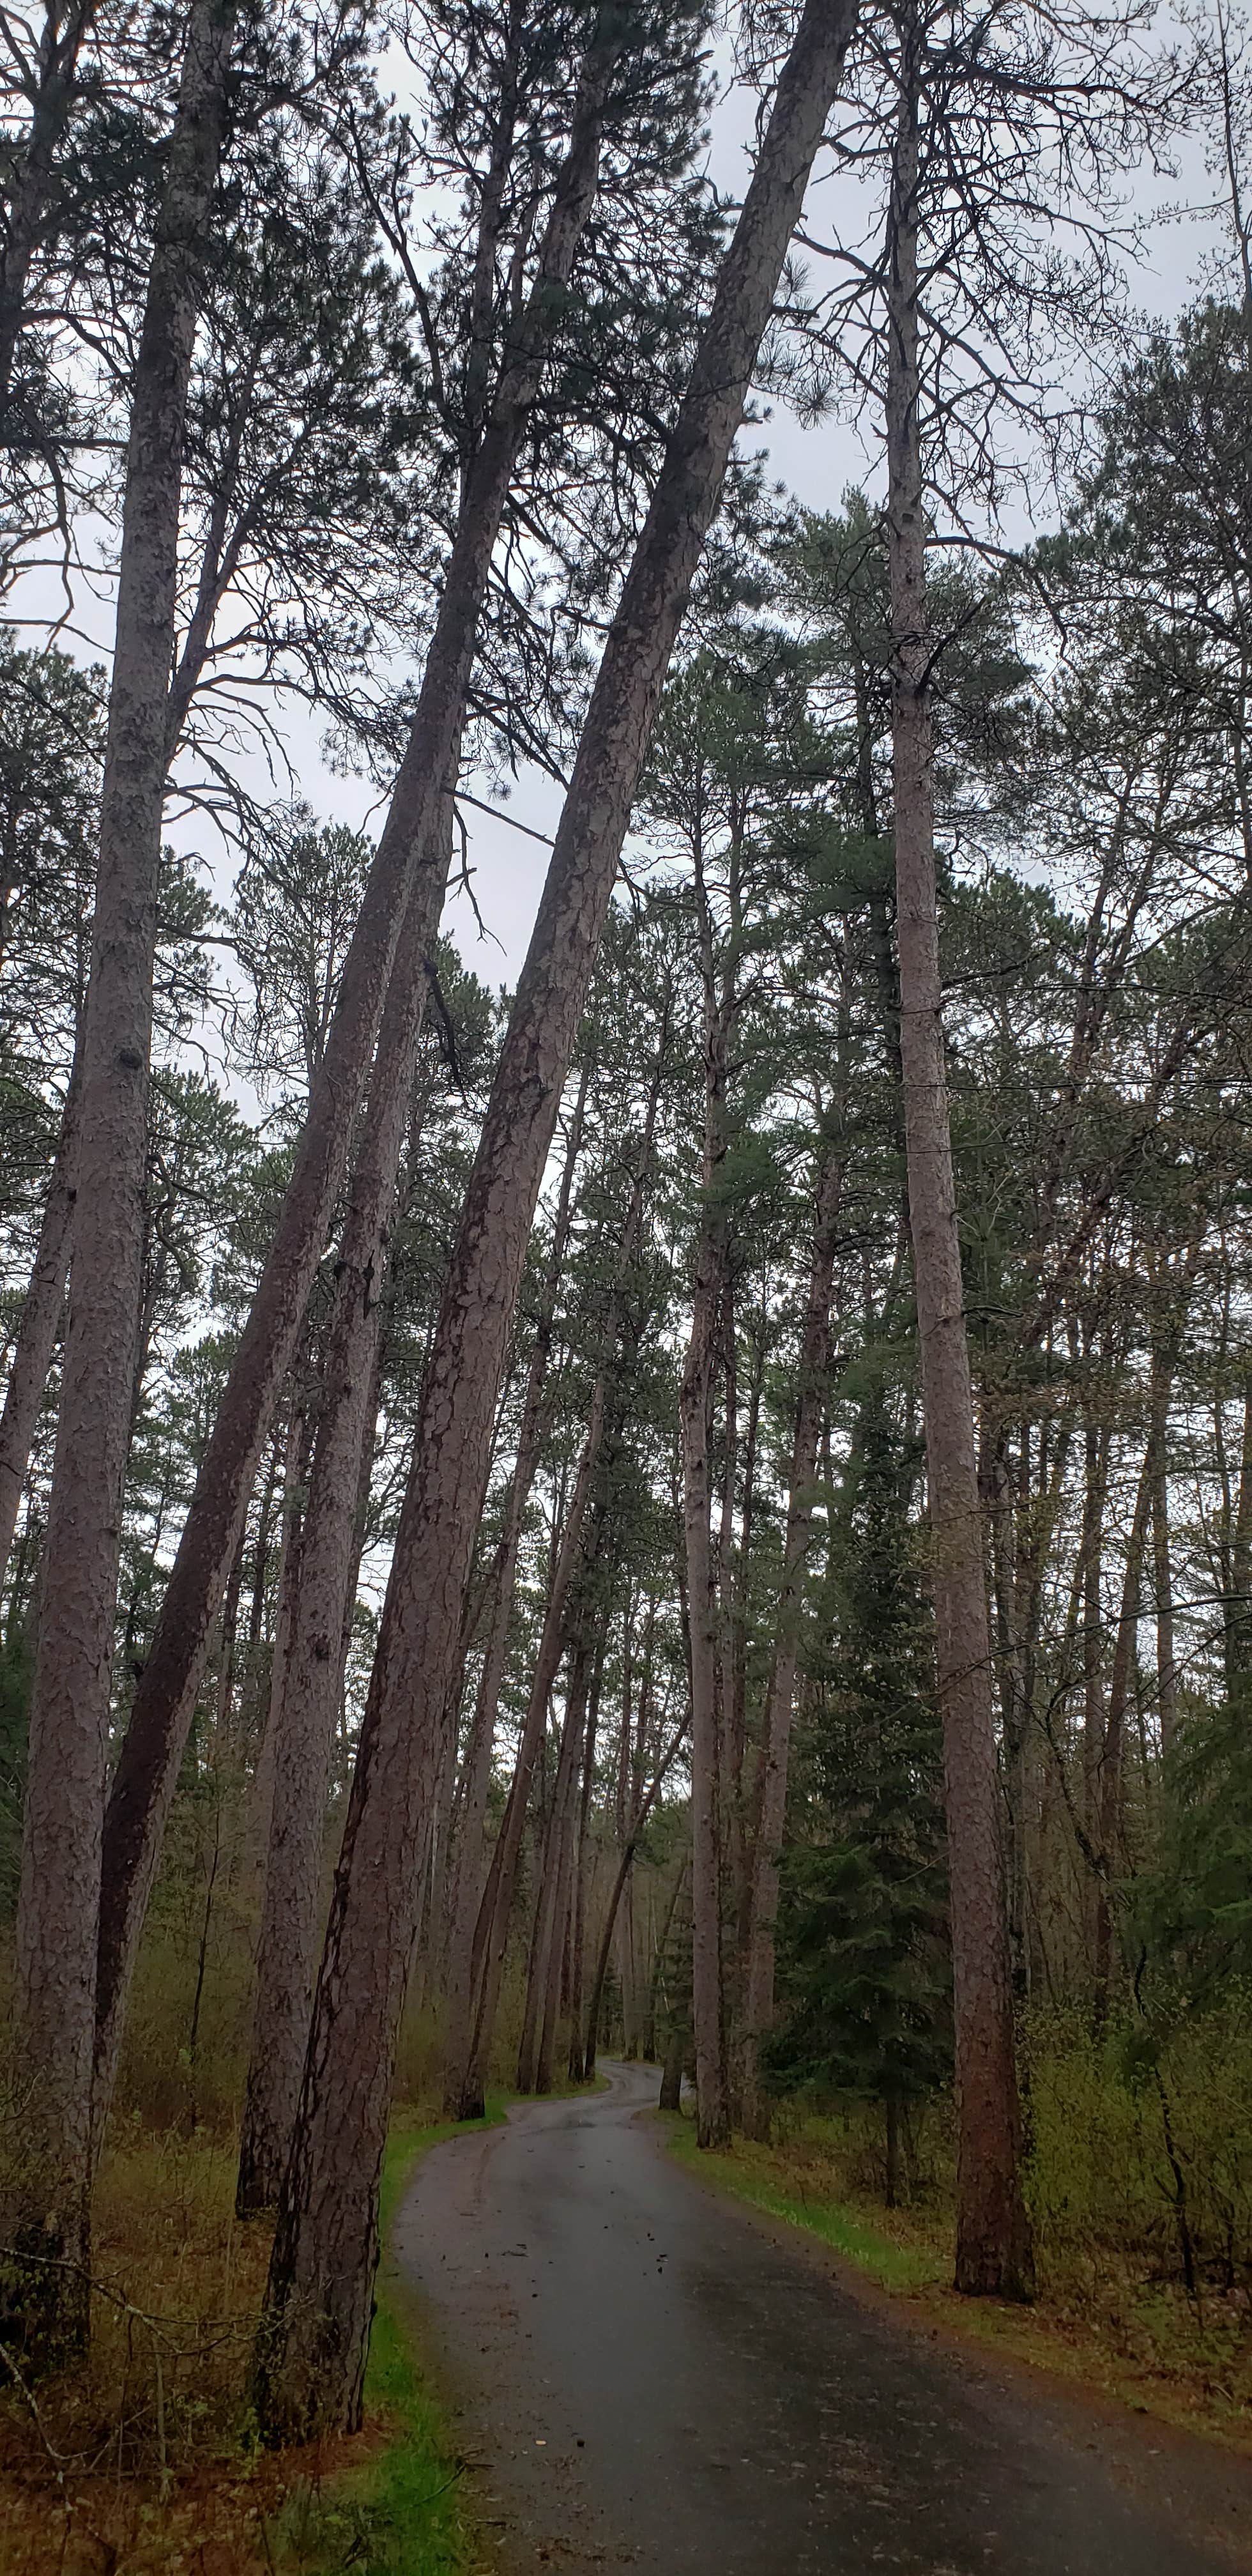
[770,1393,949,2205]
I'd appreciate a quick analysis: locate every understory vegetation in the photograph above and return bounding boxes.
[0,2092,496,2573]
[673,1992,1252,2435]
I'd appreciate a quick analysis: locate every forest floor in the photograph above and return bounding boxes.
[397,2059,1252,2575]
[0,2108,490,2575]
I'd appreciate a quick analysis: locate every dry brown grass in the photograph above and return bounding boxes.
[0,2124,383,2574]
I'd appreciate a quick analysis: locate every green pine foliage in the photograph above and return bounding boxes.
[768,1392,950,2177]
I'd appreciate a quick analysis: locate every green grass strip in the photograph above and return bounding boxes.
[273,2101,509,2574]
[273,2078,607,2570]
[662,2112,943,2294]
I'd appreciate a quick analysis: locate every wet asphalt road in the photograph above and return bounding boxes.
[392,2060,1252,2573]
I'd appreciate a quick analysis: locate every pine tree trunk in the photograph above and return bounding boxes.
[680,863,731,2149]
[682,1245,728,2147]
[234,820,452,2214]
[4,0,237,2357]
[716,1287,741,2007]
[0,1047,81,1593]
[464,1386,607,2113]
[521,1643,589,2094]
[1228,1381,1252,1687]
[741,1114,844,2138]
[252,2,856,2438]
[1152,1464,1176,1758]
[462,1052,663,2109]
[1092,1455,1150,2028]
[725,1315,763,1966]
[566,1644,604,2081]
[535,1793,575,2097]
[885,31,1033,2302]
[241,1383,314,1892]
[581,1726,685,2079]
[1092,1319,1183,2027]
[659,2025,685,2112]
[442,1074,588,2113]
[984,1429,1030,2005]
[91,29,622,2135]
[583,1840,637,2082]
[234,1328,379,2213]
[1079,1412,1108,1973]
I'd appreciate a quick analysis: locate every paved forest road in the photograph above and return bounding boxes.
[393,2062,1252,2573]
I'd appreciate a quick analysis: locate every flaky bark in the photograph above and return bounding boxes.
[92,26,622,2136]
[566,1641,604,2080]
[0,1049,80,1593]
[519,1641,590,2094]
[441,1070,589,2115]
[680,854,731,2149]
[1152,1462,1177,1757]
[5,0,237,2356]
[680,1227,728,2147]
[234,819,454,2216]
[462,1384,607,2114]
[885,36,1032,2301]
[741,1098,846,2138]
[254,0,857,2438]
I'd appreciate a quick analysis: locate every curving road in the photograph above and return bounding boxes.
[392,2060,1252,2573]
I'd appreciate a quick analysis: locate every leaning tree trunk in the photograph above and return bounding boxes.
[581,1725,686,2081]
[441,1070,589,2115]
[91,28,623,2142]
[234,811,455,2216]
[741,1105,846,2138]
[518,1639,590,2094]
[0,1046,81,1593]
[4,0,237,2359]
[462,1386,608,2116]
[234,1331,363,2214]
[461,1043,665,2113]
[885,40,1033,2301]
[252,0,858,2441]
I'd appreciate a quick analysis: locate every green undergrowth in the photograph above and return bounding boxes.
[657,2097,1252,2452]
[661,2111,940,2292]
